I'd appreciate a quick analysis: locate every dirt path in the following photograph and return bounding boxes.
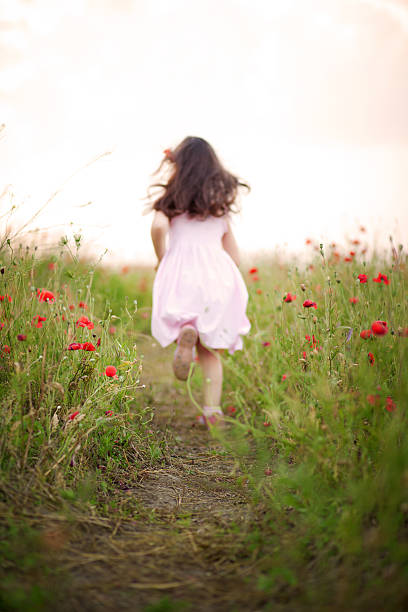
[55,338,269,612]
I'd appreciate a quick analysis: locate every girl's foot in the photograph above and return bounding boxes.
[196,406,225,427]
[173,325,198,381]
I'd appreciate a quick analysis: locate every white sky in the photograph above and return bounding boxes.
[1,0,408,263]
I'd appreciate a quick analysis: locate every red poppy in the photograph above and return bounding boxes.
[78,301,88,309]
[385,397,396,412]
[251,275,259,282]
[284,292,296,303]
[264,468,273,476]
[76,316,94,330]
[105,365,118,378]
[226,405,236,415]
[303,300,317,309]
[302,351,307,359]
[0,295,12,302]
[263,422,271,427]
[96,338,101,347]
[2,345,10,354]
[349,297,359,304]
[367,394,380,406]
[360,329,372,339]
[67,342,82,350]
[17,334,27,341]
[249,267,258,275]
[373,273,390,285]
[32,315,47,328]
[256,289,262,295]
[68,411,80,421]
[68,304,75,311]
[371,320,388,336]
[105,410,114,417]
[305,238,312,245]
[349,251,356,257]
[48,262,56,270]
[81,342,96,351]
[344,257,352,262]
[37,289,55,303]
[281,374,288,381]
[0,323,4,330]
[368,352,375,365]
[357,274,368,283]
[108,325,116,335]
[262,341,271,347]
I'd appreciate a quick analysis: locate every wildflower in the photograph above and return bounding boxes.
[262,341,271,347]
[68,304,75,311]
[373,273,390,285]
[283,292,296,303]
[105,410,114,417]
[32,315,47,328]
[0,323,4,330]
[302,351,307,359]
[385,397,396,412]
[368,352,375,365]
[251,275,259,282]
[37,289,55,303]
[263,422,271,427]
[48,262,56,270]
[264,468,273,476]
[344,257,352,262]
[349,251,356,257]
[105,365,118,378]
[0,295,12,302]
[371,320,388,336]
[76,315,94,330]
[96,338,101,347]
[349,297,359,304]
[367,394,380,405]
[249,267,258,275]
[17,334,27,341]
[68,411,80,421]
[226,405,236,415]
[108,326,116,335]
[122,265,129,275]
[256,289,262,295]
[360,329,372,339]
[305,238,312,245]
[281,374,288,381]
[357,274,368,283]
[81,342,96,351]
[2,345,10,354]
[78,301,88,309]
[303,300,317,309]
[67,342,82,350]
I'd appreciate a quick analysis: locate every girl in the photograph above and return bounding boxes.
[149,136,250,425]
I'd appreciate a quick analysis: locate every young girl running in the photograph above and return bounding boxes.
[149,136,250,425]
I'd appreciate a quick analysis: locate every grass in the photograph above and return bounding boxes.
[0,231,407,611]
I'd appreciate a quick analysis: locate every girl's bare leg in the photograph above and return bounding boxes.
[196,342,223,409]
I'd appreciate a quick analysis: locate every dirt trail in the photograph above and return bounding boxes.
[55,338,268,612]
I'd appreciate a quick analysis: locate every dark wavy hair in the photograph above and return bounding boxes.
[148,136,249,220]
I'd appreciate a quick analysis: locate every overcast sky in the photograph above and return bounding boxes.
[1,0,407,263]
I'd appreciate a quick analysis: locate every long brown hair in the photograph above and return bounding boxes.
[148,136,249,220]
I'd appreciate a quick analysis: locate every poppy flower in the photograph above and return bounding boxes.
[105,365,118,378]
[349,251,356,257]
[367,394,380,405]
[68,304,75,311]
[305,238,312,245]
[37,289,55,303]
[76,316,94,330]
[264,468,273,476]
[0,295,12,302]
[0,323,4,330]
[357,274,368,283]
[349,297,359,304]
[368,352,375,365]
[17,334,27,341]
[78,301,88,309]
[67,342,82,350]
[385,397,396,412]
[2,345,10,354]
[371,320,388,336]
[344,257,352,262]
[262,341,271,347]
[303,300,317,309]
[81,342,96,351]
[96,338,101,347]
[68,411,80,421]
[263,422,271,427]
[32,315,47,328]
[249,267,258,275]
[226,405,236,415]
[302,351,307,359]
[284,292,296,303]
[108,325,116,335]
[281,374,288,381]
[360,329,372,339]
[105,410,114,417]
[256,289,262,295]
[48,262,56,270]
[251,275,259,282]
[373,273,390,285]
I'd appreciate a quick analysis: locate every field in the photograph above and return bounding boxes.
[0,232,407,612]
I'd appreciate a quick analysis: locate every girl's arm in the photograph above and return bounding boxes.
[222,221,240,267]
[151,211,170,263]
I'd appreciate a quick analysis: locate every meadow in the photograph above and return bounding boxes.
[0,230,407,611]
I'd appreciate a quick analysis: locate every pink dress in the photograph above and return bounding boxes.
[151,213,250,353]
